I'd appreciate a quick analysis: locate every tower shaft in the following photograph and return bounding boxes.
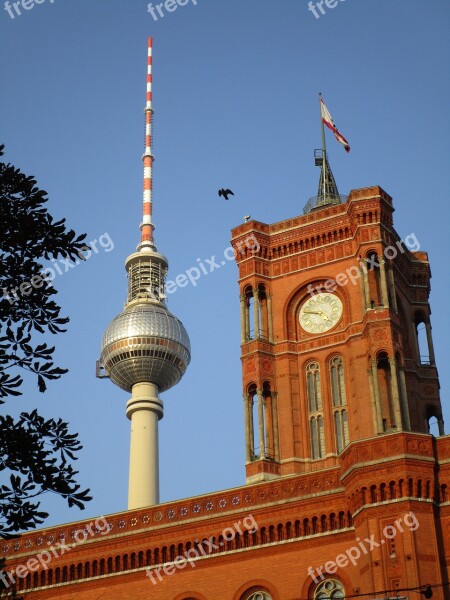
[126,383,163,508]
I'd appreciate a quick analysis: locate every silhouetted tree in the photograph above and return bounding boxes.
[0,144,92,538]
[0,557,24,598]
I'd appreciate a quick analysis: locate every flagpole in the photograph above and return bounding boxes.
[319,92,326,202]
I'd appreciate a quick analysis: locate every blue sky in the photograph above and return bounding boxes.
[1,0,449,528]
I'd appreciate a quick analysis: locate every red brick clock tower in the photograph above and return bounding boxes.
[231,182,442,485]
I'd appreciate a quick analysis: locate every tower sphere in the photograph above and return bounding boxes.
[101,302,191,393]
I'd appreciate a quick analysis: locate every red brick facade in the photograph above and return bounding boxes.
[232,186,441,481]
[2,187,449,600]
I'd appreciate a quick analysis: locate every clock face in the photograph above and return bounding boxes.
[299,293,343,334]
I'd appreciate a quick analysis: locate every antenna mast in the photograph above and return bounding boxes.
[139,37,155,251]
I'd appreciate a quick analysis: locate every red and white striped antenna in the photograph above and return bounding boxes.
[139,36,155,250]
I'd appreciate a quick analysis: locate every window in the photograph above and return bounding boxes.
[307,362,325,459]
[415,312,434,366]
[330,357,349,452]
[244,285,254,340]
[307,362,322,412]
[314,579,345,600]
[246,593,272,600]
[248,383,258,459]
[416,322,429,364]
[310,415,325,459]
[377,352,395,430]
[262,381,276,459]
[366,251,382,307]
[334,410,349,453]
[330,357,346,407]
[257,284,269,340]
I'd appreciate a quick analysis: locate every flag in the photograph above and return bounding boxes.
[320,97,350,153]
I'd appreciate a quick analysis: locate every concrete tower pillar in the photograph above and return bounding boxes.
[126,382,163,509]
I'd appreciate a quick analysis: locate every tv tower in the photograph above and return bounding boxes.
[100,38,191,510]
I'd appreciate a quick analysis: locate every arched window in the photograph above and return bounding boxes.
[247,383,258,460]
[428,415,438,435]
[425,402,444,436]
[262,381,276,459]
[258,284,269,340]
[334,409,349,453]
[244,592,273,600]
[314,579,345,600]
[414,312,434,366]
[303,518,310,535]
[307,362,325,459]
[377,352,395,430]
[366,251,382,307]
[416,321,429,364]
[246,381,277,461]
[307,362,322,412]
[310,416,325,459]
[330,357,349,453]
[330,357,346,407]
[245,286,254,340]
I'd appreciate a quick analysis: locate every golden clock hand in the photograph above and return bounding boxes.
[304,309,330,321]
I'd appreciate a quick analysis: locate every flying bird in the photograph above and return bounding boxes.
[218,188,234,200]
